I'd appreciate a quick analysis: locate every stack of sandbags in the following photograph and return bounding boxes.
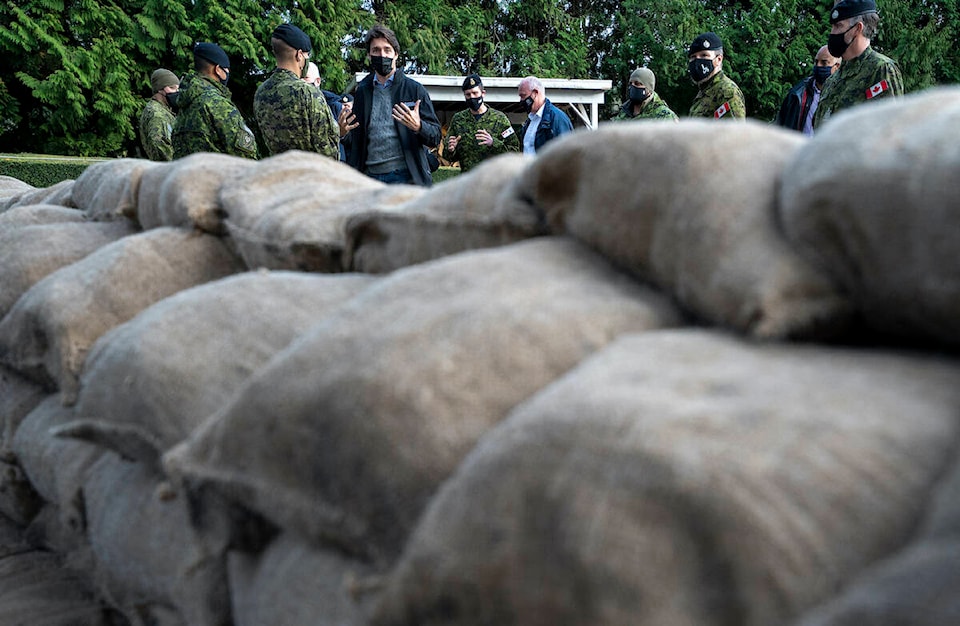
[164,237,682,564]
[134,152,257,234]
[220,150,425,272]
[373,329,960,626]
[780,86,960,346]
[0,220,137,319]
[71,158,160,222]
[0,227,245,401]
[344,153,544,273]
[502,120,851,340]
[60,270,377,468]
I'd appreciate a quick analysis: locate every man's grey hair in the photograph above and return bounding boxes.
[519,75,545,97]
[848,12,879,39]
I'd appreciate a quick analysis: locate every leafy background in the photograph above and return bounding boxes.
[0,0,957,156]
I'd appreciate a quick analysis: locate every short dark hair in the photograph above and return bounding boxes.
[364,24,400,54]
[194,56,213,73]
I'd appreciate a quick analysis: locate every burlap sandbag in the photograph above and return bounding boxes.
[11,396,105,553]
[0,548,112,625]
[0,204,86,228]
[229,532,375,626]
[164,237,682,562]
[0,227,245,401]
[0,178,75,212]
[503,121,851,339]
[343,153,543,273]
[780,87,960,345]
[0,220,136,319]
[221,150,424,272]
[373,330,960,626]
[82,452,232,626]
[71,157,160,221]
[62,270,376,468]
[0,176,33,207]
[0,364,45,456]
[136,152,256,234]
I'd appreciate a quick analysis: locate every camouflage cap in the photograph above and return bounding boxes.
[193,42,230,69]
[461,73,483,91]
[272,23,312,52]
[830,0,878,24]
[688,32,723,56]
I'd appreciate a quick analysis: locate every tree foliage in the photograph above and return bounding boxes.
[1,0,957,156]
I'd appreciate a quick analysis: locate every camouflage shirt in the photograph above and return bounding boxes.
[171,72,257,160]
[254,68,340,159]
[445,106,519,173]
[139,98,176,161]
[688,70,746,120]
[613,92,679,122]
[813,46,904,129]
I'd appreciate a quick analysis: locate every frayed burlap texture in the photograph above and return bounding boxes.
[220,150,424,272]
[64,271,376,467]
[0,228,245,402]
[373,329,960,626]
[72,158,160,222]
[164,237,681,563]
[136,152,256,234]
[503,120,851,339]
[780,87,960,345]
[0,220,136,319]
[344,153,544,273]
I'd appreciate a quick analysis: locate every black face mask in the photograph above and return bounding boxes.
[466,96,483,111]
[521,96,535,112]
[628,86,648,104]
[165,91,180,109]
[812,65,833,84]
[688,57,714,83]
[827,23,858,58]
[369,55,394,77]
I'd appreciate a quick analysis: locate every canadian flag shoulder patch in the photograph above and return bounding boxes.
[866,80,890,99]
[501,127,515,139]
[714,102,731,118]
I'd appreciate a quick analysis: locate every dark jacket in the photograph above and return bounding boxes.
[520,98,573,153]
[775,76,816,132]
[345,70,441,186]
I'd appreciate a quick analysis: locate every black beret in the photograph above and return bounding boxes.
[272,23,312,52]
[340,94,354,104]
[461,73,483,91]
[830,0,878,24]
[688,32,724,56]
[193,42,230,69]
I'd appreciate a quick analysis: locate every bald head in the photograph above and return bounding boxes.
[813,45,841,86]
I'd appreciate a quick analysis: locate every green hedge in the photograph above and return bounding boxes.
[0,156,104,188]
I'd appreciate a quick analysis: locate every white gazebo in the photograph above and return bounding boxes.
[353,73,614,129]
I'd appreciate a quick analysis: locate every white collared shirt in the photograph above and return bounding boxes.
[523,103,544,155]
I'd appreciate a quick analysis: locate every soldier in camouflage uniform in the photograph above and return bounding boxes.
[171,42,257,160]
[445,74,519,172]
[687,32,746,121]
[813,0,903,129]
[613,67,678,122]
[254,24,339,160]
[139,69,180,161]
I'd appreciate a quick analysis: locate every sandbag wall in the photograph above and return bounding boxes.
[0,86,957,626]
